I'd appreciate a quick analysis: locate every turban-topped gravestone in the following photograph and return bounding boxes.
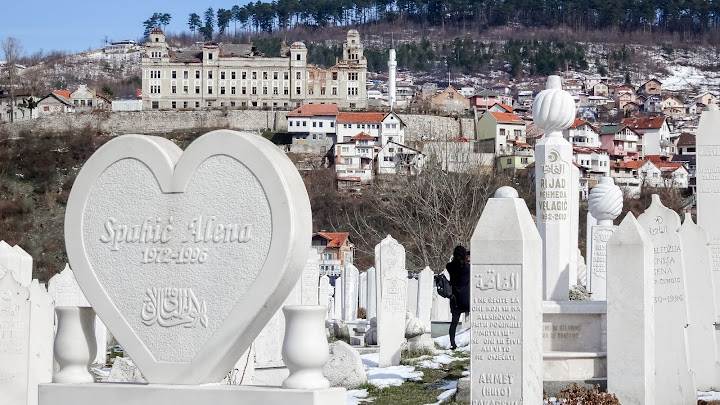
[64,130,311,384]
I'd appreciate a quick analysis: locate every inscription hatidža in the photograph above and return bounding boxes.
[141,287,208,329]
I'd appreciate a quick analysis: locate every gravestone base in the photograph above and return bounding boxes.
[543,301,607,381]
[39,383,345,405]
[252,363,290,386]
[543,378,608,398]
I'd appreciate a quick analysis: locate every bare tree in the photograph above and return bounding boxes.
[2,37,23,123]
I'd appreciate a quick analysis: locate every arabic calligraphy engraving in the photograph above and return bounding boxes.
[141,287,209,328]
[475,269,519,291]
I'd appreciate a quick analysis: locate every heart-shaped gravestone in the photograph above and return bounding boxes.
[65,130,311,384]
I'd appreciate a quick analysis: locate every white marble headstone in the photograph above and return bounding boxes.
[470,191,543,403]
[366,267,377,319]
[63,130,312,384]
[696,104,720,323]
[406,278,418,318]
[417,267,433,330]
[0,272,31,405]
[301,249,321,305]
[358,271,367,311]
[376,235,407,367]
[342,265,359,321]
[318,275,330,313]
[637,195,697,403]
[0,242,33,287]
[679,213,720,390]
[333,280,343,320]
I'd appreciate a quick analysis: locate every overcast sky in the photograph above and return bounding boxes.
[3,0,253,57]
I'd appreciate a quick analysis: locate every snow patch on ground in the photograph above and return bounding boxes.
[416,353,457,369]
[433,328,470,349]
[366,365,423,388]
[346,389,373,404]
[360,352,379,368]
[699,391,720,401]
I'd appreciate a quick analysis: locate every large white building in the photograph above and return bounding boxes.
[141,28,367,110]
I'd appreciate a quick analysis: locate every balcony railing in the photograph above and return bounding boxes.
[615,134,638,142]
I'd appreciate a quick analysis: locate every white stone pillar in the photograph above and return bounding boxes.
[376,235,407,367]
[637,194,696,404]
[533,75,577,301]
[696,104,720,323]
[342,265,359,321]
[470,186,543,403]
[606,213,655,405]
[366,267,377,320]
[679,213,720,390]
[388,48,397,110]
[587,177,622,301]
[417,267,433,331]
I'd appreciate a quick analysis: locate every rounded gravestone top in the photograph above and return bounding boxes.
[494,186,519,198]
[588,177,623,223]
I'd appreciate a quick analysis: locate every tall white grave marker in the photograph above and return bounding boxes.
[62,130,312,384]
[533,75,577,301]
[366,267,377,319]
[406,278,418,317]
[0,241,33,287]
[679,213,720,390]
[342,265,359,321]
[470,187,543,403]
[376,235,407,367]
[333,280,343,320]
[606,213,655,405]
[301,249,320,305]
[359,271,367,310]
[417,267,433,330]
[637,195,696,404]
[318,275,330,311]
[587,177,622,300]
[696,104,720,323]
[0,272,31,405]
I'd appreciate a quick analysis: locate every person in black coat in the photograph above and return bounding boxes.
[446,245,470,350]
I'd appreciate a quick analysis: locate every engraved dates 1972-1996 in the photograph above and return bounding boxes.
[141,247,208,264]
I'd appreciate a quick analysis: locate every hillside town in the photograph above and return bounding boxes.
[0,28,703,202]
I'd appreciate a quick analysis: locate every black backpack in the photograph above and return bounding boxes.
[434,273,453,299]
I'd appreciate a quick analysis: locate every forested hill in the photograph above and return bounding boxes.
[165,0,720,40]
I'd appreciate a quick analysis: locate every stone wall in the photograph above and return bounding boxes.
[3,110,470,141]
[3,110,289,137]
[398,114,474,142]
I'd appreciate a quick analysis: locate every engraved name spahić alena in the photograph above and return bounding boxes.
[99,215,254,329]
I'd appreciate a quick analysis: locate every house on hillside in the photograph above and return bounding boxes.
[620,116,672,158]
[498,143,534,172]
[563,119,600,147]
[662,95,685,118]
[644,95,662,113]
[335,133,376,184]
[70,85,110,111]
[287,103,338,147]
[695,92,717,106]
[616,90,635,110]
[429,86,470,114]
[598,124,639,161]
[476,111,527,156]
[0,90,35,122]
[488,103,514,113]
[36,91,76,117]
[573,146,611,198]
[471,90,513,111]
[311,232,354,277]
[376,141,424,175]
[637,155,689,189]
[639,79,662,96]
[610,160,642,194]
[590,82,609,97]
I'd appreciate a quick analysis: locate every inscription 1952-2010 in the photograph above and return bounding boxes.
[99,215,253,264]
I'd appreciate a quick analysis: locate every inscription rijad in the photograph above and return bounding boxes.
[471,264,522,403]
[141,287,208,328]
[538,149,570,223]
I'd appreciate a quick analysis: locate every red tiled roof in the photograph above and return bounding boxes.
[351,132,374,140]
[337,112,386,123]
[569,119,587,129]
[620,117,666,130]
[676,132,696,147]
[490,112,524,124]
[313,232,350,248]
[288,103,338,117]
[495,103,514,112]
[625,160,645,170]
[53,90,71,100]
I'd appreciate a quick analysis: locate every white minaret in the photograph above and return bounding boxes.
[388,47,397,110]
